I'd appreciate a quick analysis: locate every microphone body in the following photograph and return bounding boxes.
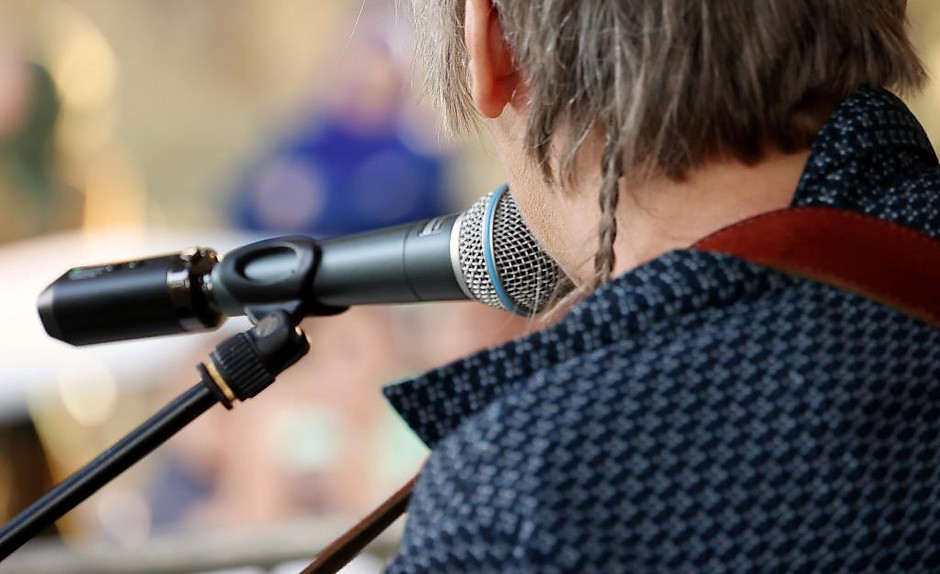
[38,186,561,346]
[316,214,468,306]
[210,214,467,313]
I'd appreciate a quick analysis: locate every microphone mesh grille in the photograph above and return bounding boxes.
[458,189,562,315]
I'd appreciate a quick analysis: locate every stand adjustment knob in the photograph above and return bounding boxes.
[208,311,310,402]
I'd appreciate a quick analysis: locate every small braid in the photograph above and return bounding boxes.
[593,141,624,287]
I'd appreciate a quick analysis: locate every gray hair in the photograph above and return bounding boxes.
[412,0,927,286]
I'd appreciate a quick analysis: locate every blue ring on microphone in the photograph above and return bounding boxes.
[483,184,523,315]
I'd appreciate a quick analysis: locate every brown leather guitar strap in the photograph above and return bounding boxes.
[300,471,421,574]
[693,207,940,328]
[301,206,940,574]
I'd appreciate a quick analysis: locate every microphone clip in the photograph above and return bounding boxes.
[212,236,347,324]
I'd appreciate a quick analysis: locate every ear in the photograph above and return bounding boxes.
[465,0,521,118]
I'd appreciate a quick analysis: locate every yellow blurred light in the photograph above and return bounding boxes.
[56,356,118,428]
[42,1,118,113]
[56,104,118,163]
[82,142,147,234]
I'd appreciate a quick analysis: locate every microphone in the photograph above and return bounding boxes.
[38,185,562,346]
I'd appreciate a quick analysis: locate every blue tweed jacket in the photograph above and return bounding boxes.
[383,88,940,573]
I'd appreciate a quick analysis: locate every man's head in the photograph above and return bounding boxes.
[413,0,926,287]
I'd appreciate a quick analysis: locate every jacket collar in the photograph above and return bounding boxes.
[792,86,936,207]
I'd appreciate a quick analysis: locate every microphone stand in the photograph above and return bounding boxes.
[0,310,310,562]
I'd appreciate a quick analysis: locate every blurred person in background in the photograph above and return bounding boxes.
[0,46,81,244]
[229,24,450,237]
[0,44,64,539]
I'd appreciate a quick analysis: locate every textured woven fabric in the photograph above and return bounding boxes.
[383,88,940,573]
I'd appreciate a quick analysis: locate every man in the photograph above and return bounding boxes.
[383,1,940,571]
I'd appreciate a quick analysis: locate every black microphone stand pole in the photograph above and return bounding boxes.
[0,310,310,562]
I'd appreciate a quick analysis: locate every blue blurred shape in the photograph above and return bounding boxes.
[231,116,450,239]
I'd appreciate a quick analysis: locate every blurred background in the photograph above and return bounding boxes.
[0,1,937,573]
